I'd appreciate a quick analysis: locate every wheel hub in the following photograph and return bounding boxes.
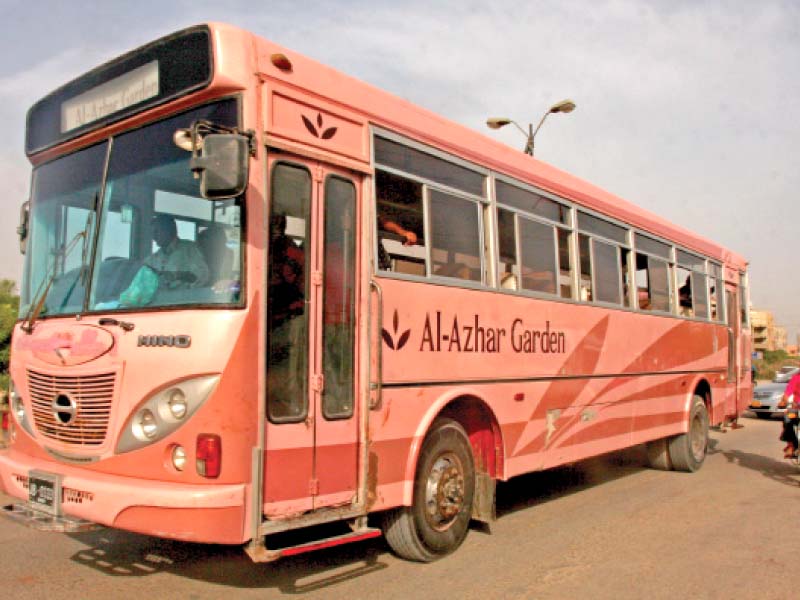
[424,454,465,531]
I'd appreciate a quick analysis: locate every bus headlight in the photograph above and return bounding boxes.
[9,379,33,436]
[135,409,158,439]
[116,375,220,454]
[167,389,188,419]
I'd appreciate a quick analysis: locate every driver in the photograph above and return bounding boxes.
[141,214,209,290]
[98,214,209,309]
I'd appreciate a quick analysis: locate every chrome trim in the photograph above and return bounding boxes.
[44,447,100,464]
[2,503,102,532]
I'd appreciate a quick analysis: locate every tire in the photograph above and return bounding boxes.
[646,437,673,470]
[755,413,772,420]
[668,395,709,472]
[382,418,475,562]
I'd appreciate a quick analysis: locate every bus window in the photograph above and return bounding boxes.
[375,170,425,275]
[557,229,572,299]
[692,271,709,319]
[739,272,749,327]
[497,208,518,290]
[579,234,592,301]
[267,163,311,422]
[519,216,557,294]
[677,267,693,316]
[708,263,723,321]
[593,239,622,304]
[635,253,671,312]
[430,190,482,282]
[322,176,356,419]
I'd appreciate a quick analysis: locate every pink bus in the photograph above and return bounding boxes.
[0,23,751,562]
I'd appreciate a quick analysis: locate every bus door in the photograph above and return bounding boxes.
[724,287,739,419]
[263,156,361,516]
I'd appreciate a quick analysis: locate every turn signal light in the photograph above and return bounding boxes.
[196,434,222,478]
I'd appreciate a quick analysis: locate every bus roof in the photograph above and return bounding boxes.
[26,21,747,271]
[226,23,745,270]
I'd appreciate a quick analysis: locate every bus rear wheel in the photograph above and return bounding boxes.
[668,395,709,472]
[381,418,475,562]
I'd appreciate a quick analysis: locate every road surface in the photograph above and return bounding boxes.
[1,414,796,599]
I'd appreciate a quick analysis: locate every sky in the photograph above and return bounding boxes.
[1,0,798,338]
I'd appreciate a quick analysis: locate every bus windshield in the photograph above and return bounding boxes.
[20,99,243,318]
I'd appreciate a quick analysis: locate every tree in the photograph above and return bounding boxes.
[0,279,19,390]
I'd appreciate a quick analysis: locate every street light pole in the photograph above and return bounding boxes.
[487,99,576,156]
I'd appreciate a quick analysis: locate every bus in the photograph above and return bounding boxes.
[0,23,751,563]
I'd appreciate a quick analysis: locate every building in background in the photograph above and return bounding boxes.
[750,309,787,352]
[775,327,787,351]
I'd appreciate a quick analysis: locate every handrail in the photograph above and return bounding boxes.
[369,280,384,409]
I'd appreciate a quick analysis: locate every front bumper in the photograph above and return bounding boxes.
[748,403,785,417]
[0,447,248,544]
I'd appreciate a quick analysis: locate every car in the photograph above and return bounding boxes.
[773,366,800,383]
[749,381,789,419]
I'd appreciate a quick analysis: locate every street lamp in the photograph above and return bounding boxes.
[487,99,576,156]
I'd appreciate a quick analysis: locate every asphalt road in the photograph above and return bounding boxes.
[1,414,797,600]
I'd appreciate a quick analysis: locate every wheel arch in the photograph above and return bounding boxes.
[402,389,504,506]
[689,377,713,428]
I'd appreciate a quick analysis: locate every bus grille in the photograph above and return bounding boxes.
[27,370,116,446]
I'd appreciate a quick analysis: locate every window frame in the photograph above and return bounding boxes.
[370,127,739,322]
[372,128,489,289]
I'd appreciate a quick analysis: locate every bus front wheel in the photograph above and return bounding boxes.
[668,395,709,472]
[381,418,475,562]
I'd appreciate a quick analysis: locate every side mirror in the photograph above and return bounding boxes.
[17,201,30,254]
[189,133,250,200]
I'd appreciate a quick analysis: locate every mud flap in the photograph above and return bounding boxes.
[472,471,496,523]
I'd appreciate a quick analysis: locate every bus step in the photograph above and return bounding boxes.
[246,527,382,562]
[2,503,103,532]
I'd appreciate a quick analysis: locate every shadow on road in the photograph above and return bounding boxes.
[721,448,800,488]
[64,444,654,591]
[495,444,649,518]
[67,527,390,593]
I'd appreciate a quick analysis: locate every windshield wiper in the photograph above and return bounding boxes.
[57,197,97,311]
[21,198,96,333]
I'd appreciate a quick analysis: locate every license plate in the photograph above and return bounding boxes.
[28,470,62,516]
[750,400,761,408]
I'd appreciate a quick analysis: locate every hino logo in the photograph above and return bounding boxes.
[137,335,192,348]
[52,393,77,425]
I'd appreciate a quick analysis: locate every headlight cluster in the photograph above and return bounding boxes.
[9,379,33,436]
[116,375,220,454]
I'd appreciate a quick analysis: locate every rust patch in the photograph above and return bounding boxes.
[365,451,379,511]
[381,398,392,427]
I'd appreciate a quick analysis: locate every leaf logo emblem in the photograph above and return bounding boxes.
[381,309,411,351]
[302,112,338,140]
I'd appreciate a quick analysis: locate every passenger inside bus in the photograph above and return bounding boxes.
[679,276,693,316]
[267,213,307,419]
[500,264,518,290]
[375,170,423,272]
[197,223,234,284]
[377,215,418,270]
[96,214,210,308]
